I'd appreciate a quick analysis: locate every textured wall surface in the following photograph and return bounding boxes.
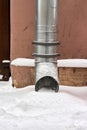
[10,0,35,60]
[11,0,87,60]
[58,0,87,59]
[11,0,87,87]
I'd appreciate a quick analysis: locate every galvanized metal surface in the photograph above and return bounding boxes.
[34,0,58,61]
[36,0,57,42]
[33,0,59,91]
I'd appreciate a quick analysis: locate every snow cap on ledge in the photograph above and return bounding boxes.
[2,60,10,63]
[58,59,87,68]
[11,58,87,68]
[11,58,35,67]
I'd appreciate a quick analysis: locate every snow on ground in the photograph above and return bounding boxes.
[0,79,87,130]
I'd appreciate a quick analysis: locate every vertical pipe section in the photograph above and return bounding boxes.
[33,0,59,92]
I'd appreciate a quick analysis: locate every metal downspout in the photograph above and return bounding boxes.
[33,0,59,92]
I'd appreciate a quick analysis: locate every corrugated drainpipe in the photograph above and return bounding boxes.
[33,0,60,92]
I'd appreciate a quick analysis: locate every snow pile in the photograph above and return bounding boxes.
[0,80,87,130]
[11,58,87,68]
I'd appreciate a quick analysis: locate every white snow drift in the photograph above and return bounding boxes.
[1,59,87,130]
[0,79,87,130]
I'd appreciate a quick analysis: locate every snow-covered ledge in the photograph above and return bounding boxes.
[57,59,87,86]
[2,60,10,63]
[11,58,87,68]
[58,59,87,68]
[11,58,87,87]
[11,58,35,88]
[11,58,35,67]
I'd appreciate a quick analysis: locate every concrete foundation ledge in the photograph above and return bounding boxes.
[11,58,35,88]
[11,58,87,88]
[58,59,87,86]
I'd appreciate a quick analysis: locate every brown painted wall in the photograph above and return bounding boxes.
[58,0,87,59]
[10,0,35,60]
[11,0,87,60]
